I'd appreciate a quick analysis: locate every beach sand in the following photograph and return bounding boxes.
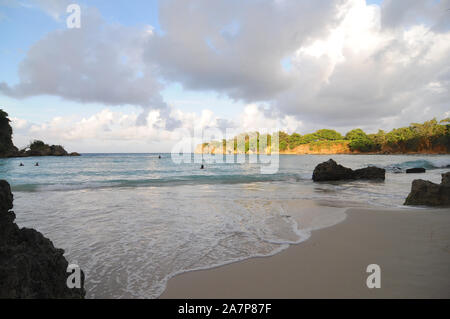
[160,205,450,299]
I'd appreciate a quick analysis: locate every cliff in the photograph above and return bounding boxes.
[195,141,356,155]
[195,139,449,155]
[0,180,85,298]
[0,110,19,157]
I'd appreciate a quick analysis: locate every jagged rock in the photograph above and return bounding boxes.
[406,168,426,174]
[0,180,85,299]
[404,173,450,207]
[312,159,385,181]
[0,110,20,157]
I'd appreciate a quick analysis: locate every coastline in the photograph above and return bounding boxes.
[160,205,450,299]
[195,150,450,156]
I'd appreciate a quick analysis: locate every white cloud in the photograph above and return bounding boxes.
[10,105,305,152]
[0,8,170,126]
[2,0,450,147]
[145,0,450,129]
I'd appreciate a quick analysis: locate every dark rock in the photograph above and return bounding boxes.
[0,110,20,157]
[69,152,81,156]
[0,180,85,299]
[406,168,426,174]
[312,159,354,181]
[354,166,386,180]
[21,142,69,157]
[404,173,450,207]
[312,159,385,182]
[442,172,450,186]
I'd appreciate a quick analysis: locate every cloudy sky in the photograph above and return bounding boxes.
[0,0,449,152]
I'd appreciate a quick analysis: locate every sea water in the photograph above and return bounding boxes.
[1,154,449,298]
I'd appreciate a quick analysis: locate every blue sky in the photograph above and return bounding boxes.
[0,0,448,152]
[0,0,251,134]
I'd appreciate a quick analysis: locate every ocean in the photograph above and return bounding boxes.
[1,153,449,298]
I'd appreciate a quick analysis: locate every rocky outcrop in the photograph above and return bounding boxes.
[313,159,385,182]
[0,110,20,157]
[20,142,70,157]
[0,110,80,158]
[406,168,426,174]
[0,180,85,299]
[312,159,354,181]
[353,166,386,179]
[404,172,450,207]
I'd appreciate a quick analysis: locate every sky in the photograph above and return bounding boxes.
[0,0,449,152]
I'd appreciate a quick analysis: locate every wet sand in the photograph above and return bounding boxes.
[160,206,450,299]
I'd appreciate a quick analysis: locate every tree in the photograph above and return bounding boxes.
[345,129,375,152]
[288,133,302,149]
[300,133,318,144]
[315,129,343,141]
[277,131,290,151]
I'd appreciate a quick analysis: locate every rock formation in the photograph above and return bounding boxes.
[0,110,20,157]
[404,172,450,207]
[0,110,80,158]
[313,159,385,182]
[0,180,85,298]
[19,140,80,157]
[406,168,426,174]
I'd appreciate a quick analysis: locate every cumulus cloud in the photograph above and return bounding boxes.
[146,0,344,102]
[145,0,450,130]
[274,0,450,127]
[0,8,171,126]
[380,0,450,32]
[10,104,303,152]
[2,0,450,142]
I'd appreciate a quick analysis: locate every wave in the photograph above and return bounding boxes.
[385,158,450,171]
[12,173,308,192]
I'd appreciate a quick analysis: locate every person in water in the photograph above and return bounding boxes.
[200,164,205,169]
[35,162,39,167]
[19,163,24,167]
[158,155,162,159]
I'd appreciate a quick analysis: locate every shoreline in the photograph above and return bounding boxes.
[160,205,450,299]
[194,151,450,156]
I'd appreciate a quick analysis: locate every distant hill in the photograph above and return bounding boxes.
[0,109,80,158]
[196,119,450,155]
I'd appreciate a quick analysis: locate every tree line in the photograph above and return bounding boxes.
[203,118,450,153]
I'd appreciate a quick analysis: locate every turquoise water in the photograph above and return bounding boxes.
[1,154,449,298]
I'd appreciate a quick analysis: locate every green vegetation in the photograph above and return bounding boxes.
[345,129,376,152]
[202,118,450,154]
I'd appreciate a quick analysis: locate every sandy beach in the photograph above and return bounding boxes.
[160,206,450,299]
